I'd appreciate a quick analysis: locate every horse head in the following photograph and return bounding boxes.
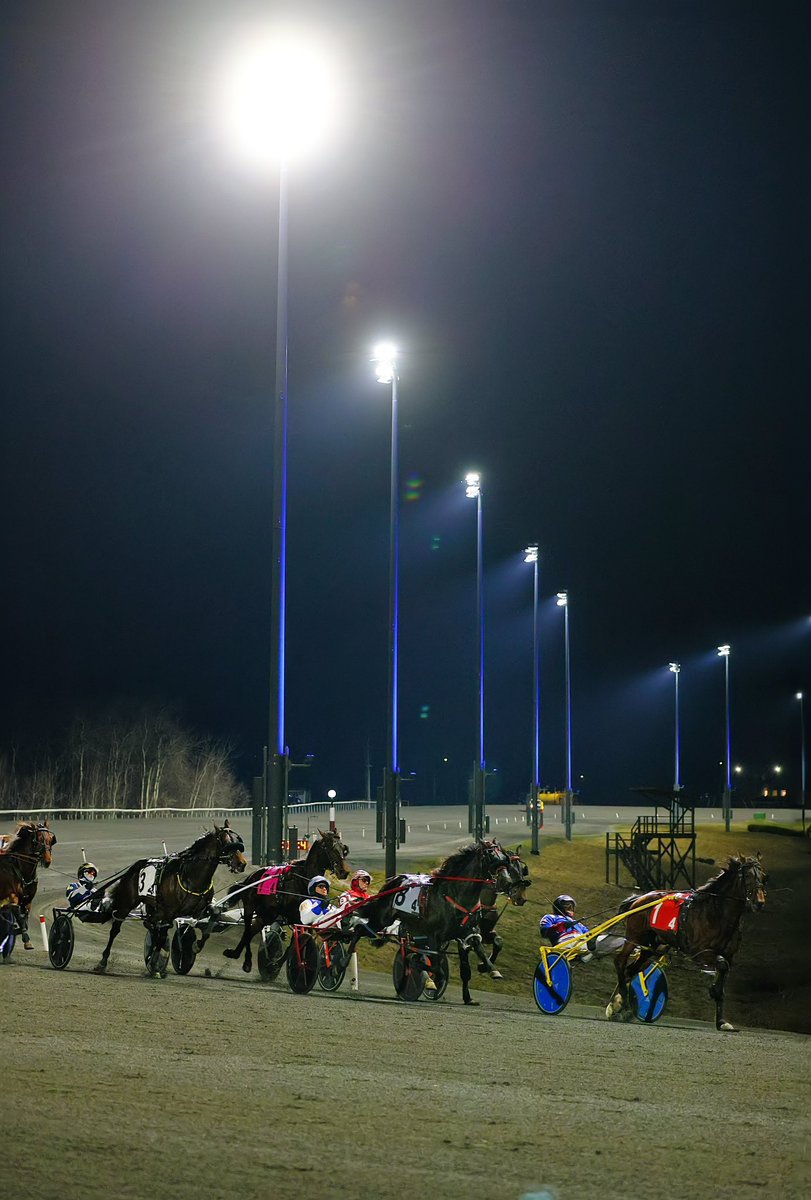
[477,839,527,903]
[215,821,247,874]
[314,828,350,879]
[502,847,531,906]
[740,853,767,911]
[35,821,57,868]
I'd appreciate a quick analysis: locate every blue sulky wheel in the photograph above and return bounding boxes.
[630,963,669,1023]
[0,909,16,962]
[532,952,572,1014]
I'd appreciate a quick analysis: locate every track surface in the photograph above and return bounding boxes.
[4,817,809,1200]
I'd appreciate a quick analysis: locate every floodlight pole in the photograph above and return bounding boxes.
[718,645,732,834]
[265,158,290,865]
[557,591,573,841]
[798,692,806,835]
[384,365,400,879]
[669,663,681,792]
[525,545,541,855]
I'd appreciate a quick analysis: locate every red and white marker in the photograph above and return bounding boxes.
[39,914,48,950]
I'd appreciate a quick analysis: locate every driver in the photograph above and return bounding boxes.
[298,875,339,929]
[539,894,624,961]
[336,868,380,941]
[66,862,111,913]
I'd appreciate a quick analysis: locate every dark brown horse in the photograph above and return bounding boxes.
[0,821,57,952]
[607,853,767,1031]
[95,821,246,974]
[476,847,531,977]
[222,829,350,975]
[358,840,527,1004]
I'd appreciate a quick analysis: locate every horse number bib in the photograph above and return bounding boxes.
[138,863,160,900]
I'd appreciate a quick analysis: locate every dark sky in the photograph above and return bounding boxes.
[2,1,807,807]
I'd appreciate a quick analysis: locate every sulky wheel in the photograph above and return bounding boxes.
[392,943,428,1002]
[285,928,318,994]
[257,922,286,983]
[532,952,572,1015]
[48,913,75,970]
[170,924,198,975]
[317,938,350,992]
[421,948,450,1001]
[0,909,17,962]
[144,928,170,978]
[630,963,669,1023]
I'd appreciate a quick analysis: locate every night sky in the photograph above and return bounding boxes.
[2,1,807,808]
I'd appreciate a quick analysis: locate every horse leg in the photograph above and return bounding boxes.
[457,940,478,1006]
[710,955,736,1032]
[477,931,503,973]
[468,932,503,980]
[95,917,124,973]
[17,906,33,949]
[222,903,256,969]
[606,943,635,1020]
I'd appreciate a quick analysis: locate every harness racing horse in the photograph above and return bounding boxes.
[475,847,531,977]
[607,853,767,1031]
[95,822,246,975]
[359,840,527,1005]
[0,821,57,953]
[222,829,350,975]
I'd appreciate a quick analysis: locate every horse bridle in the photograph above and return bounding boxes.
[743,858,767,911]
[217,828,245,872]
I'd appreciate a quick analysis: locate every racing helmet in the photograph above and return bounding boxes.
[308,875,330,897]
[351,869,372,886]
[78,862,98,885]
[553,894,576,915]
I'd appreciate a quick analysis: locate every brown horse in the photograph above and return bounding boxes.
[222,829,350,975]
[95,821,246,975]
[607,853,767,1031]
[0,821,57,951]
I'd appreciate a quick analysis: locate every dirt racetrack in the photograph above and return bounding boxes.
[4,817,810,1199]
[6,919,810,1200]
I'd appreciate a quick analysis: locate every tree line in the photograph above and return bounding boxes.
[0,706,249,812]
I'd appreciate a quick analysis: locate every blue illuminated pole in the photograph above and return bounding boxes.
[797,692,806,835]
[465,473,486,840]
[525,545,540,854]
[265,158,289,865]
[718,644,731,833]
[374,345,400,878]
[669,663,681,792]
[557,591,572,841]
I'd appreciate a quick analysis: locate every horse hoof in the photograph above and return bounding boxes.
[93,963,107,974]
[718,1022,738,1032]
[464,999,480,1006]
[490,970,503,980]
[222,947,240,959]
[23,943,35,951]
[242,962,252,974]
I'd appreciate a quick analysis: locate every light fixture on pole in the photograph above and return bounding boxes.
[524,544,541,855]
[718,644,732,833]
[465,472,486,840]
[669,663,681,792]
[797,692,806,834]
[218,31,341,865]
[557,591,573,841]
[373,342,400,878]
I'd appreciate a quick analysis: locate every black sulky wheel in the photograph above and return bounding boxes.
[0,909,17,962]
[170,924,197,975]
[421,948,450,1001]
[144,928,170,977]
[48,913,75,970]
[392,942,428,1002]
[257,922,286,983]
[285,927,318,994]
[317,938,350,992]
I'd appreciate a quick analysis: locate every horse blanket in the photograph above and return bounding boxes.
[649,892,691,934]
[257,864,291,897]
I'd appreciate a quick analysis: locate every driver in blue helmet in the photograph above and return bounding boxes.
[66,862,111,913]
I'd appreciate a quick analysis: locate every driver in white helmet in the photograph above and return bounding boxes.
[66,862,111,913]
[298,875,340,929]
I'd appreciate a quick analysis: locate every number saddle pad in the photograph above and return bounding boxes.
[649,892,691,934]
[137,860,167,900]
[392,873,432,919]
[257,864,291,897]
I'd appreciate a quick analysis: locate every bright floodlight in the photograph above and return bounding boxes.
[218,29,340,168]
[372,342,397,384]
[734,764,743,774]
[669,662,680,674]
[773,765,783,774]
[524,543,539,564]
[556,591,568,607]
[464,472,481,499]
[797,692,804,701]
[327,788,337,799]
[717,643,730,657]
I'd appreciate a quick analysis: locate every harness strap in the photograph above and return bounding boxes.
[177,875,215,898]
[444,896,483,926]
